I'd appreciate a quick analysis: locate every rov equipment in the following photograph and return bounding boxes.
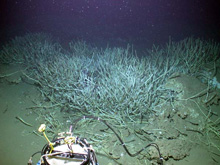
[28,115,163,165]
[28,124,98,165]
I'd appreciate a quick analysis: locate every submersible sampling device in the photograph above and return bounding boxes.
[28,116,163,165]
[28,123,98,165]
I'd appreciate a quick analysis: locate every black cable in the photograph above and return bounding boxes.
[72,115,163,164]
[31,151,42,158]
[27,151,41,165]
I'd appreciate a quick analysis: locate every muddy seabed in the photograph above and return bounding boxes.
[0,64,220,165]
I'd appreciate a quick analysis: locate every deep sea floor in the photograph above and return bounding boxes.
[0,64,220,165]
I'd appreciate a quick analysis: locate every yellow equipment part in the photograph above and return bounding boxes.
[38,124,54,153]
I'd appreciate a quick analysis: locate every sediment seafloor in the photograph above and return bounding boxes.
[0,35,220,165]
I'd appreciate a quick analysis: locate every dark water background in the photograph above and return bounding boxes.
[0,1,220,165]
[1,0,220,51]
